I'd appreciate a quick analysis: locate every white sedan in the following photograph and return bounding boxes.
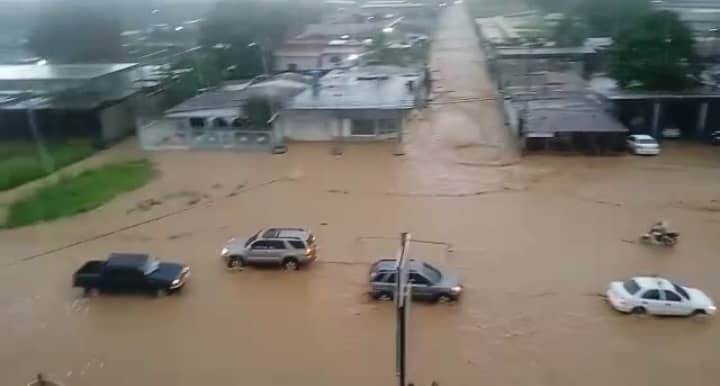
[606,276,716,316]
[626,134,660,155]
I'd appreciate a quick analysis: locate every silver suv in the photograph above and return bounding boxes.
[221,228,317,271]
[368,258,462,303]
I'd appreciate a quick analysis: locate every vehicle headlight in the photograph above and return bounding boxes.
[171,279,180,286]
[451,286,463,294]
[707,305,717,313]
[221,247,229,256]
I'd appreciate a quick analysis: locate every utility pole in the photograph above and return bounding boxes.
[26,106,55,176]
[396,232,412,386]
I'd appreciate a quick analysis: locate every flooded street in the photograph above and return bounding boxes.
[2,5,720,386]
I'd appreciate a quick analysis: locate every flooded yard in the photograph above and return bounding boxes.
[2,4,720,386]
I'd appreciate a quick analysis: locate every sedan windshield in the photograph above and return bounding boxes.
[673,283,690,300]
[623,279,641,295]
[244,232,260,247]
[144,257,160,275]
[422,264,442,284]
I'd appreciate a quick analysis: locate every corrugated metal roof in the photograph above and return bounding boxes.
[590,76,720,100]
[496,47,596,58]
[0,63,138,81]
[285,66,422,110]
[524,99,627,134]
[0,88,139,110]
[297,22,385,38]
[165,78,309,115]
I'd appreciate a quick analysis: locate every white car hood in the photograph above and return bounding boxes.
[608,281,631,299]
[687,288,714,308]
[223,238,249,254]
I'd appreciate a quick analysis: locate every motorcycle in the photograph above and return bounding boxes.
[640,231,679,247]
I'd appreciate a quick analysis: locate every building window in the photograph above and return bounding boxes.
[351,119,375,136]
[212,117,229,127]
[189,118,205,128]
[377,119,398,135]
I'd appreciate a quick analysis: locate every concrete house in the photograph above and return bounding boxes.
[141,75,309,150]
[273,39,367,72]
[275,65,425,141]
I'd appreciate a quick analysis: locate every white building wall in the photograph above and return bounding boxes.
[274,56,320,72]
[341,118,351,137]
[278,110,339,141]
[100,99,136,142]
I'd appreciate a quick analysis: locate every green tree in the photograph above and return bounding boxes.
[526,0,650,38]
[524,0,579,13]
[28,1,123,63]
[367,32,408,66]
[551,17,589,47]
[162,54,228,106]
[243,96,274,128]
[609,10,698,91]
[577,0,650,37]
[199,0,320,78]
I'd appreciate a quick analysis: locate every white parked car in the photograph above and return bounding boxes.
[626,134,660,155]
[606,276,716,316]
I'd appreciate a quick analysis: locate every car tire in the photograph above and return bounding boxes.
[155,288,168,297]
[436,294,453,304]
[228,256,245,269]
[631,306,646,315]
[692,309,707,317]
[661,236,677,247]
[84,287,99,297]
[376,292,393,301]
[282,257,300,271]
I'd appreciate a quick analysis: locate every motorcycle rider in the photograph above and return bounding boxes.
[649,220,670,239]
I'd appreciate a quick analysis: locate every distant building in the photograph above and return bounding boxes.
[653,0,720,58]
[655,0,720,35]
[273,39,367,72]
[140,75,310,150]
[276,65,425,141]
[0,63,143,146]
[360,1,434,19]
[296,20,397,40]
[502,71,628,153]
[590,75,720,141]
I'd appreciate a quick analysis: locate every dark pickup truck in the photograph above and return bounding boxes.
[73,253,190,296]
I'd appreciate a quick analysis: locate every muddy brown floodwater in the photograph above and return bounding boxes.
[3,4,720,386]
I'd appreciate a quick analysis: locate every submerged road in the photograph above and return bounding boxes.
[1,4,720,386]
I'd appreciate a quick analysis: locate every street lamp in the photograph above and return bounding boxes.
[248,41,269,76]
[247,41,283,152]
[710,27,720,60]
